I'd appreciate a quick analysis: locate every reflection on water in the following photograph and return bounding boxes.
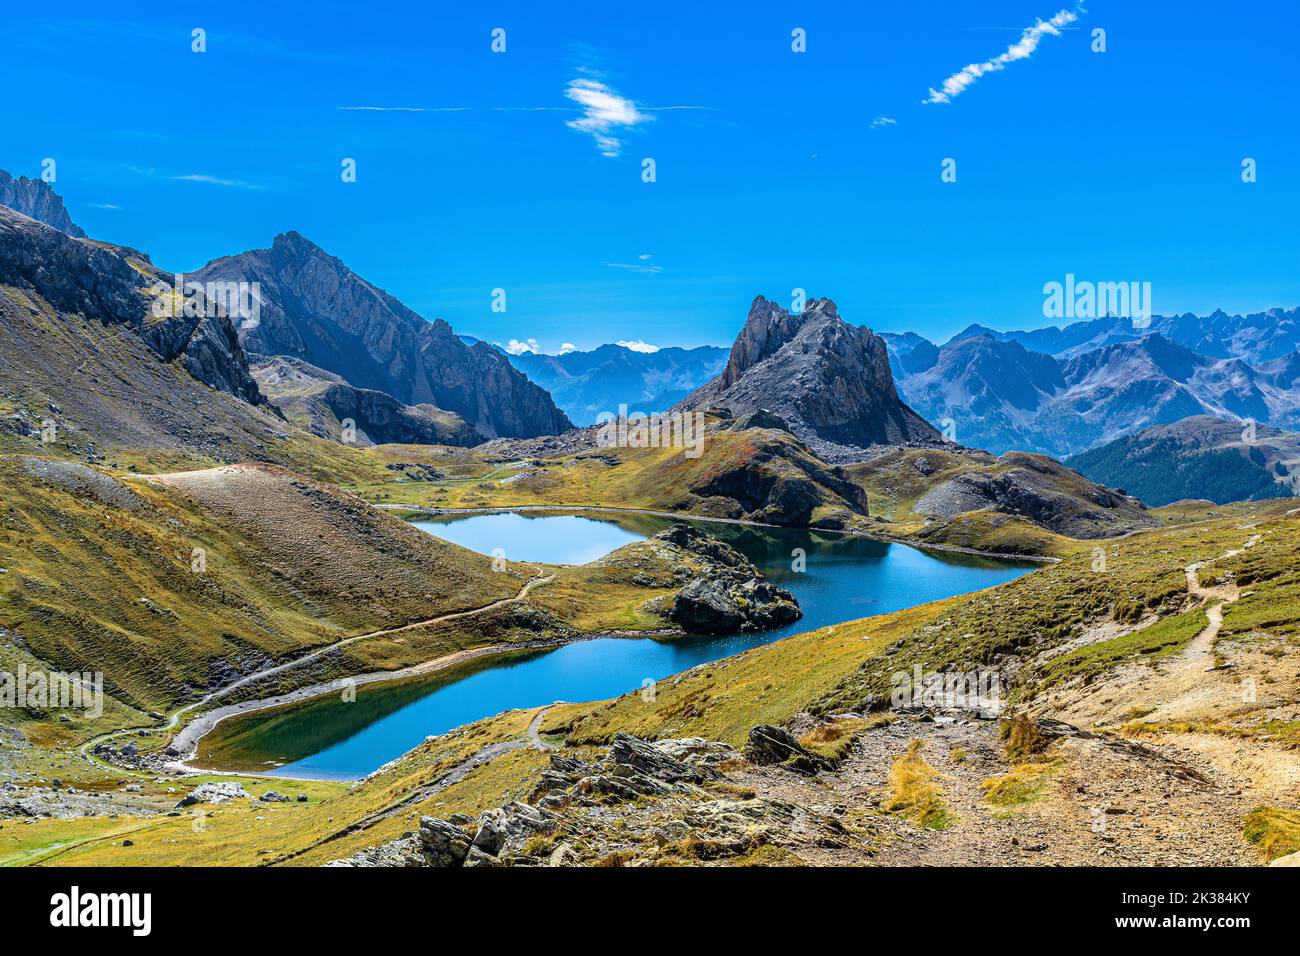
[199,511,1037,779]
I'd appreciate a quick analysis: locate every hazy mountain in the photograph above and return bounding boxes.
[953,308,1300,365]
[506,344,728,425]
[1067,415,1300,507]
[0,168,85,238]
[189,232,571,439]
[890,330,1300,457]
[678,296,940,454]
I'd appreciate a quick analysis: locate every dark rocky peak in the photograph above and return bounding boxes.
[190,233,572,438]
[0,168,85,237]
[679,294,940,452]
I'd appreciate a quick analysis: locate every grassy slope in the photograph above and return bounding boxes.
[0,456,714,783]
[21,503,1300,867]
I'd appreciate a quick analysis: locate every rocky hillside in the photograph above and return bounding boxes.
[189,232,571,439]
[507,344,728,426]
[0,206,282,462]
[0,168,85,237]
[847,444,1155,553]
[1068,415,1300,507]
[252,356,483,447]
[678,297,940,455]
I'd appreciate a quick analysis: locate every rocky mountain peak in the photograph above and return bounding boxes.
[189,234,572,439]
[680,295,941,453]
[0,168,85,238]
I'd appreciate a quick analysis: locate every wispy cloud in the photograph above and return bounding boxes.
[564,78,651,157]
[870,116,897,129]
[171,173,265,189]
[923,7,1080,104]
[616,340,660,353]
[338,105,471,112]
[89,202,120,210]
[604,252,664,275]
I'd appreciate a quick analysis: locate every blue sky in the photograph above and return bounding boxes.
[4,1,1297,352]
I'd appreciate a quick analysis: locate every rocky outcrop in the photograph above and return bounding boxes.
[655,523,802,634]
[913,451,1154,539]
[743,724,834,775]
[678,296,940,453]
[189,232,572,439]
[327,731,865,868]
[0,206,262,405]
[686,429,870,528]
[252,356,483,446]
[175,782,251,807]
[0,168,85,237]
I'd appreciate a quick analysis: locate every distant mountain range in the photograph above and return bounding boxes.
[1067,415,1300,507]
[505,344,727,425]
[884,315,1300,457]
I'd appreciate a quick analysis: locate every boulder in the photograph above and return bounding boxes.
[743,725,834,775]
[176,781,252,808]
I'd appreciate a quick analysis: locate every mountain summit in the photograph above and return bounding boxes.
[678,296,940,452]
[190,232,571,439]
[0,168,85,237]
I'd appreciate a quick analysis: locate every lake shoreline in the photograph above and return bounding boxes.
[376,502,1061,564]
[171,626,688,781]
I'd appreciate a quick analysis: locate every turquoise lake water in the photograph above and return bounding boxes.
[223,512,1036,779]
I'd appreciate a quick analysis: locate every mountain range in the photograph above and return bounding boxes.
[505,343,727,426]
[885,323,1300,458]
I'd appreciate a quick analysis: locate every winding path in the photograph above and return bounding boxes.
[79,570,555,773]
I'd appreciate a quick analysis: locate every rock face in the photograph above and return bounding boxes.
[189,232,572,439]
[0,206,262,405]
[0,168,85,237]
[252,356,483,447]
[913,451,1153,539]
[656,523,802,634]
[678,296,940,452]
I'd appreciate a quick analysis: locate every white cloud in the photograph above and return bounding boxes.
[870,116,897,128]
[559,343,578,354]
[564,78,651,157]
[617,340,660,353]
[89,202,120,210]
[604,261,663,274]
[504,338,540,355]
[605,253,663,275]
[172,173,264,189]
[338,105,471,112]
[923,7,1079,105]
